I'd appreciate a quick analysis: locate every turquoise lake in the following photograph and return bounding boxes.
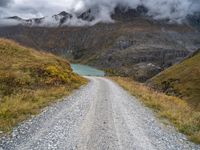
[71,64,105,76]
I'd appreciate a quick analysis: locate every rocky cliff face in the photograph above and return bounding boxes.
[87,28,200,81]
[187,12,200,31]
[0,7,200,82]
[111,5,148,21]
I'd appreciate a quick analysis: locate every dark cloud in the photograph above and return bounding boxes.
[0,0,13,7]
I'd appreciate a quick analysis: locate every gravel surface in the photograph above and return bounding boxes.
[0,77,199,150]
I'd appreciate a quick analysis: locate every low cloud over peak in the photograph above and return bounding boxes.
[0,0,200,26]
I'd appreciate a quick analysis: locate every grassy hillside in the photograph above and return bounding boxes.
[0,39,86,133]
[149,50,200,110]
[112,77,200,143]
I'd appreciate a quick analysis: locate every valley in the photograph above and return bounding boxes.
[0,17,200,81]
[0,3,200,149]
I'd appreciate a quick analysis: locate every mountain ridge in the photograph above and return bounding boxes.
[3,5,200,29]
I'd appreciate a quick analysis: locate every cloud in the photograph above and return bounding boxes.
[0,18,20,27]
[82,0,200,22]
[0,0,13,7]
[0,0,199,26]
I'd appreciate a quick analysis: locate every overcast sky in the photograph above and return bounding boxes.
[0,0,200,20]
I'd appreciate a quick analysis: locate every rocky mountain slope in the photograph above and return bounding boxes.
[148,50,200,109]
[0,6,200,81]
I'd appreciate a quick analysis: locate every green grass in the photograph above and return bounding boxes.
[149,50,200,110]
[0,38,87,133]
[112,77,200,144]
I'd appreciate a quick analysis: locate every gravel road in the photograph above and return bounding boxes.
[0,77,199,150]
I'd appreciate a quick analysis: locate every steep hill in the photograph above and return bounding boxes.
[0,38,86,132]
[148,50,200,109]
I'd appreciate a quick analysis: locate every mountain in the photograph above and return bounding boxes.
[5,11,73,27]
[6,16,22,21]
[148,50,200,109]
[111,5,148,21]
[0,38,86,132]
[4,5,199,28]
[4,5,149,26]
[3,5,198,28]
[77,9,96,22]
[0,6,200,81]
[52,11,73,25]
[4,9,98,27]
[6,16,45,26]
